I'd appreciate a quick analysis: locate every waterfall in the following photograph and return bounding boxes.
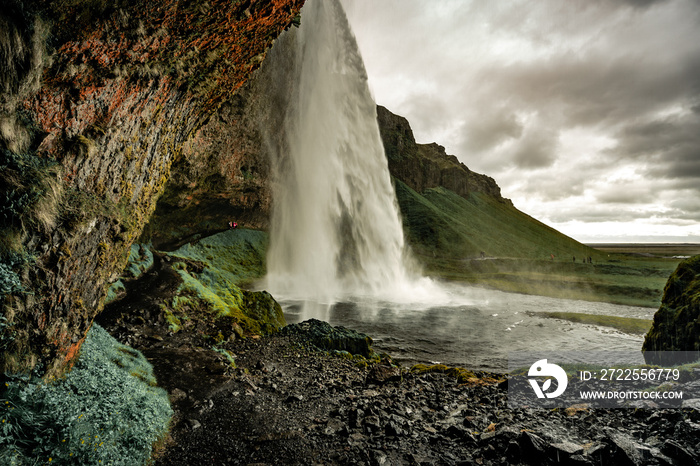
[264,0,424,303]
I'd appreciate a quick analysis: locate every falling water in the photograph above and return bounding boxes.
[264,0,426,303]
[256,1,647,369]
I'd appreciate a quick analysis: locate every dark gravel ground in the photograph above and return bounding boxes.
[96,254,700,465]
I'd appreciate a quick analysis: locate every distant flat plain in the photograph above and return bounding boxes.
[429,243,699,310]
[587,243,700,258]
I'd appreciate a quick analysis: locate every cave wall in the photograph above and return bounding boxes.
[0,0,304,378]
[141,12,300,250]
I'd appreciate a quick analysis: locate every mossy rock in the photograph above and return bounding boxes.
[281,319,374,358]
[240,290,285,334]
[643,255,700,364]
[165,229,284,336]
[410,363,476,383]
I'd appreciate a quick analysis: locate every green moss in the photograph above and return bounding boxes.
[211,345,236,368]
[169,228,268,284]
[540,311,653,335]
[410,363,478,384]
[0,324,171,464]
[163,307,182,333]
[104,279,125,305]
[163,229,283,335]
[125,243,154,279]
[643,255,700,364]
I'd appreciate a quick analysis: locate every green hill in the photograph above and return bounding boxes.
[396,179,597,261]
[378,105,675,307]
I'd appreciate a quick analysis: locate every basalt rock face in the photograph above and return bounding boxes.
[140,81,274,250]
[141,14,297,250]
[643,255,700,364]
[376,105,511,205]
[0,0,304,378]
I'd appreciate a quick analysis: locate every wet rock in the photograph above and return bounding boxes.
[186,419,202,430]
[324,418,347,436]
[519,431,548,456]
[170,388,187,403]
[551,440,584,456]
[363,414,382,432]
[606,428,648,466]
[280,319,374,357]
[367,364,402,385]
[661,438,697,464]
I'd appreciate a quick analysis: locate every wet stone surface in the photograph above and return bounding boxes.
[101,324,700,465]
[97,257,700,465]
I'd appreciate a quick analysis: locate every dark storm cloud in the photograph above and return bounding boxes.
[611,111,700,180]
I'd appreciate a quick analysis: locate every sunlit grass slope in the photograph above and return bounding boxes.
[396,180,598,261]
[394,179,677,308]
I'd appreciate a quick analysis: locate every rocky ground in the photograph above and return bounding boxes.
[96,255,700,465]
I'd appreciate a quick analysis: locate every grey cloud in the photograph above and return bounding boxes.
[460,108,522,153]
[516,173,587,201]
[547,207,641,224]
[668,198,700,220]
[595,184,655,204]
[611,112,700,179]
[401,94,450,138]
[510,126,559,169]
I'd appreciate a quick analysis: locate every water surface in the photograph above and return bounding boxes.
[280,284,651,372]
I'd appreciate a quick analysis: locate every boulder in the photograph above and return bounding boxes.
[281,319,374,358]
[643,255,700,364]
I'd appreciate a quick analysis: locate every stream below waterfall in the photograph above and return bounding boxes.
[278,284,654,372]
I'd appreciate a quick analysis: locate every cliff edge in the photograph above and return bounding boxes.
[377,105,510,205]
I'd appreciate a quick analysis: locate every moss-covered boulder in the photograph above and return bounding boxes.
[0,324,171,464]
[163,228,284,336]
[281,319,374,358]
[643,255,700,364]
[241,290,285,334]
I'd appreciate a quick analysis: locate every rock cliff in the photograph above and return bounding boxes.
[0,0,304,378]
[376,105,511,205]
[643,255,700,364]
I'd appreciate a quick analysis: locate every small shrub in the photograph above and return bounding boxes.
[0,264,22,297]
[0,324,172,465]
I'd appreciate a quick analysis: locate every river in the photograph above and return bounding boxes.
[279,284,654,372]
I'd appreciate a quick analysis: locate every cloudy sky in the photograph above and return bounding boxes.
[339,0,700,243]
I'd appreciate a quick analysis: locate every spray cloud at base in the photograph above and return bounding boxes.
[263,0,445,307]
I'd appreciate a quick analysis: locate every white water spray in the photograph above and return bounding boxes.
[265,0,435,304]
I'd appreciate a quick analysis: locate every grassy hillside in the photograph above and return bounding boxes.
[394,179,677,307]
[396,180,597,260]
